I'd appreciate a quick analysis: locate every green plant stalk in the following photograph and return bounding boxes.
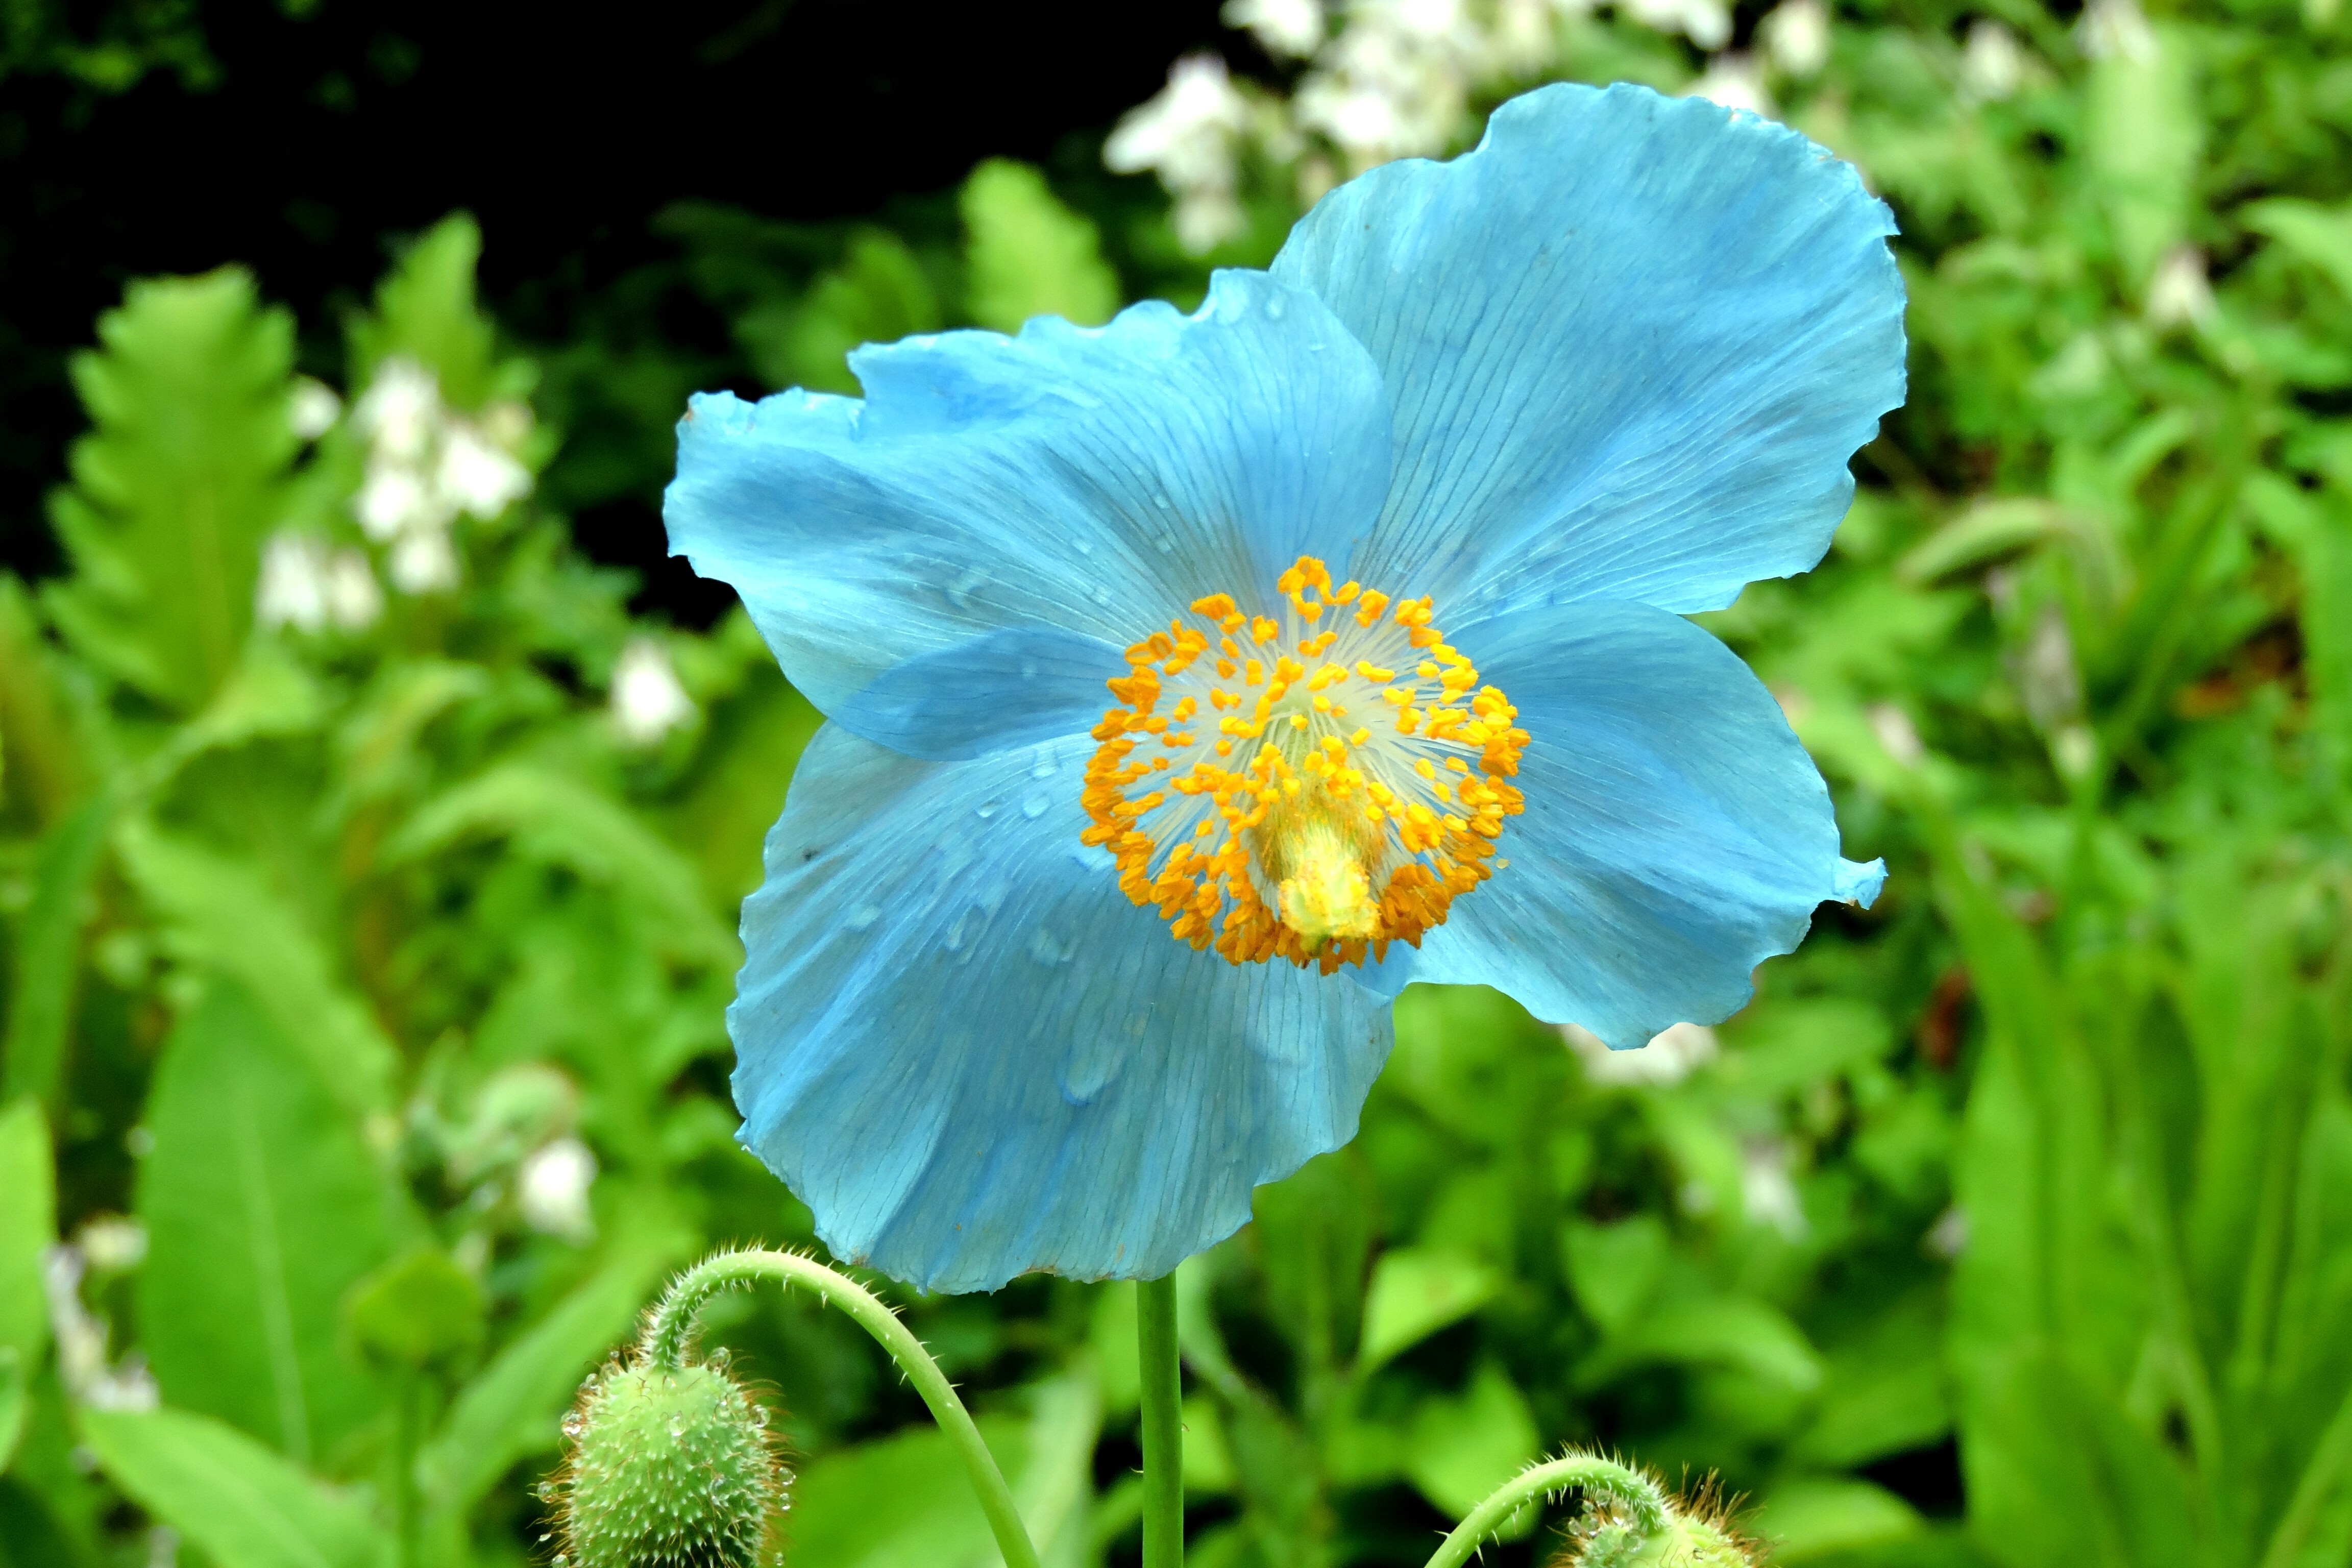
[1139,1272,1184,1568]
[1420,1455,1667,1568]
[643,1248,1040,1568]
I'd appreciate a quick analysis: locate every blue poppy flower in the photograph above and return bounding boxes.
[665,82,1904,1294]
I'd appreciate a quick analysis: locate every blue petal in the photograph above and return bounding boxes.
[1409,600,1880,1048]
[730,724,1395,1293]
[1272,82,1906,621]
[665,271,1392,760]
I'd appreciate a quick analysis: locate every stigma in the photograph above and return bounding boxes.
[1080,556,1528,973]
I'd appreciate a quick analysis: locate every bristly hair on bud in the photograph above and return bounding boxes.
[1554,1468,1758,1568]
[541,1344,791,1568]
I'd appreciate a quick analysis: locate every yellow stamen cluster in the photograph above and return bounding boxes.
[1080,556,1528,973]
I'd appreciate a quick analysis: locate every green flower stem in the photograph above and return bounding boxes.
[643,1248,1041,1568]
[1138,1273,1184,1568]
[1420,1455,1668,1568]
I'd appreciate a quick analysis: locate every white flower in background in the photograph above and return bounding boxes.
[346,356,534,597]
[258,531,383,633]
[2146,244,2216,329]
[75,1216,148,1273]
[1686,52,1773,114]
[518,1136,598,1242]
[42,1244,157,1411]
[611,635,696,745]
[1760,0,1831,77]
[1562,1019,1720,1086]
[1108,53,1257,252]
[326,549,384,628]
[1869,701,1926,767]
[1227,0,1326,57]
[288,377,342,440]
[438,423,531,520]
[356,460,445,542]
[353,357,440,463]
[1741,1137,1809,1239]
[389,527,460,595]
[1625,0,1732,49]
[1961,18,2024,99]
[1926,1204,1970,1258]
[2077,0,2157,61]
[1296,0,1489,170]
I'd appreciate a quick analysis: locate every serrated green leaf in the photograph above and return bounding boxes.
[741,231,942,394]
[80,1405,382,1568]
[348,214,501,408]
[961,160,1119,333]
[1357,1248,1502,1373]
[135,981,399,1465]
[44,268,297,713]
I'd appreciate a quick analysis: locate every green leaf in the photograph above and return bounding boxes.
[45,268,298,713]
[135,981,399,1465]
[0,1101,52,1468]
[1357,1247,1502,1373]
[1561,1216,1669,1337]
[340,1245,484,1373]
[1752,1478,1924,1564]
[960,160,1120,333]
[1404,1362,1540,1532]
[2084,21,2200,287]
[348,214,501,408]
[0,575,100,831]
[741,230,942,394]
[2,795,111,1109]
[80,1405,382,1568]
[2245,199,2352,301]
[415,1230,674,1516]
[385,762,733,966]
[116,818,397,1118]
[1582,1296,1823,1395]
[788,1414,1030,1568]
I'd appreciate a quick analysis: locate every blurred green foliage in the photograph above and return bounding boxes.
[2,0,2351,1565]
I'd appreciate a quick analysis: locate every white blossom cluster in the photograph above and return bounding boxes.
[1110,0,2037,253]
[257,530,382,633]
[351,357,533,595]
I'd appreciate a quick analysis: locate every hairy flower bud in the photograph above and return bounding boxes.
[545,1350,788,1568]
[1556,1478,1755,1568]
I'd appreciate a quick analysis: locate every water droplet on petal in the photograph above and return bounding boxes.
[975,798,1001,819]
[1022,793,1049,819]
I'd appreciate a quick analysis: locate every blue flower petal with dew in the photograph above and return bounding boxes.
[730,724,1395,1294]
[1273,81,1907,622]
[1401,599,1884,1048]
[670,80,1908,1292]
[665,270,1390,761]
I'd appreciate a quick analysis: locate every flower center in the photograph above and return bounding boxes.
[1080,556,1528,973]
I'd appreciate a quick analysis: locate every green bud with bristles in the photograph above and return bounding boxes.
[544,1349,788,1568]
[1556,1475,1755,1568]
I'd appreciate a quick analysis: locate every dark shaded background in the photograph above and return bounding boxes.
[1,0,1227,612]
